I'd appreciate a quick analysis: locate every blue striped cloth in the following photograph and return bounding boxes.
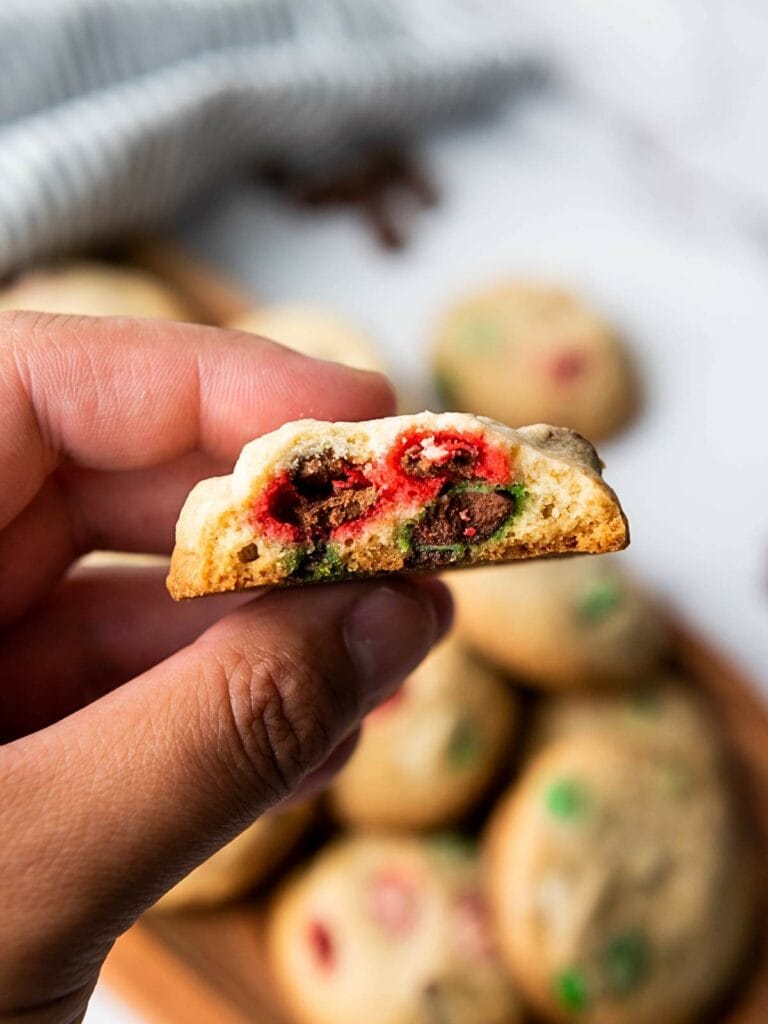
[0,0,531,276]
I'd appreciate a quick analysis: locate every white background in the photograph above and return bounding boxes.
[88,2,768,1020]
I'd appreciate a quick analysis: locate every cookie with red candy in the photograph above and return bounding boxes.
[266,834,521,1024]
[329,636,518,830]
[432,282,637,442]
[166,411,627,598]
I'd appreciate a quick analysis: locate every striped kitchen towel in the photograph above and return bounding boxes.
[0,0,533,276]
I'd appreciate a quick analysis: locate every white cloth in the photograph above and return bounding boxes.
[0,0,532,274]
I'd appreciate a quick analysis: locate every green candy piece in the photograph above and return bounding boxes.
[447,719,482,769]
[554,969,589,1013]
[295,545,345,581]
[577,578,624,624]
[601,930,650,995]
[454,316,505,353]
[545,779,589,820]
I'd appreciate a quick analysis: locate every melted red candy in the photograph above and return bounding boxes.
[253,430,513,544]
[367,867,420,936]
[549,349,588,383]
[307,919,335,970]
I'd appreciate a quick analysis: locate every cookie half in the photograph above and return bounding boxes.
[167,412,628,598]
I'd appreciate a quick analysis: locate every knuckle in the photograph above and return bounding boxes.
[209,642,339,803]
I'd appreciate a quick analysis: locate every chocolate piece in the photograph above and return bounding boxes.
[237,542,260,563]
[401,443,478,479]
[277,453,377,540]
[410,489,515,549]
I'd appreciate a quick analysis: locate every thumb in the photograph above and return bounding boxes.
[0,577,449,1014]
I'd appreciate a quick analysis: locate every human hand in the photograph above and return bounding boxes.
[0,311,451,1022]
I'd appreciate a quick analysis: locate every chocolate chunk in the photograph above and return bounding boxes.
[237,542,260,563]
[401,443,477,479]
[279,452,377,540]
[410,488,516,549]
[296,487,377,536]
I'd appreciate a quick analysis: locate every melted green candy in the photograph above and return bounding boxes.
[447,718,482,769]
[545,778,589,820]
[601,930,650,995]
[578,578,624,624]
[554,969,589,1013]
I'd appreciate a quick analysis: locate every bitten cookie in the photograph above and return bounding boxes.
[228,303,385,373]
[0,260,192,319]
[267,834,522,1024]
[167,412,628,598]
[452,556,665,690]
[154,802,313,911]
[433,282,637,441]
[329,637,518,830]
[528,675,724,767]
[485,735,754,1024]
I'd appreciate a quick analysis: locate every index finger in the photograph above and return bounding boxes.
[0,310,396,533]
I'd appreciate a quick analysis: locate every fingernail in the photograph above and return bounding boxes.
[344,584,439,708]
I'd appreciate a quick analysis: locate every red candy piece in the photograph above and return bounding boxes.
[453,890,493,960]
[367,867,420,936]
[307,919,335,970]
[549,349,588,383]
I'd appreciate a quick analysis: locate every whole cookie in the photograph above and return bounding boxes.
[433,282,637,441]
[329,637,518,830]
[267,834,522,1024]
[451,556,667,690]
[228,304,385,373]
[486,736,754,1024]
[528,675,724,767]
[0,260,191,319]
[154,802,313,911]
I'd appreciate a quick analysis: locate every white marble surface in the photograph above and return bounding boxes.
[88,2,768,1020]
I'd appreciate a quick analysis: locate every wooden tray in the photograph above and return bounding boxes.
[95,245,767,1023]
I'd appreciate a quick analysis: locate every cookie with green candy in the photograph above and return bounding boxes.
[485,735,755,1024]
[451,555,667,690]
[329,636,518,831]
[266,834,522,1024]
[432,281,638,442]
